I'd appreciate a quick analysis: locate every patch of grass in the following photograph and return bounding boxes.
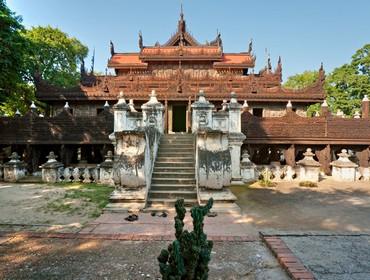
[299,181,318,188]
[44,183,114,217]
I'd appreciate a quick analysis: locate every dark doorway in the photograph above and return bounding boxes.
[172,105,187,132]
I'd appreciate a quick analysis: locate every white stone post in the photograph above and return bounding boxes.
[191,90,214,133]
[141,90,165,133]
[113,91,129,132]
[228,92,246,184]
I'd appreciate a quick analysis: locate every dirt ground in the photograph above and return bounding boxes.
[0,236,289,280]
[231,178,370,232]
[0,182,110,233]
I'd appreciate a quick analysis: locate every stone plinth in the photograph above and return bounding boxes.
[40,151,64,183]
[228,133,246,184]
[99,151,114,186]
[330,149,358,182]
[297,148,321,182]
[3,152,26,182]
[240,150,256,182]
[113,131,146,188]
[197,129,231,189]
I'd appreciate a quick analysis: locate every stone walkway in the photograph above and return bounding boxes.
[79,212,259,240]
[280,234,370,280]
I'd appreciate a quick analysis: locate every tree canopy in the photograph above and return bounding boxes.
[24,26,88,88]
[284,71,319,90]
[0,0,28,100]
[284,44,370,117]
[0,0,88,116]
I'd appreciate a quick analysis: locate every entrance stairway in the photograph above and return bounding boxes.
[146,134,198,211]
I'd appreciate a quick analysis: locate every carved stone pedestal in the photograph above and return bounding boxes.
[3,152,27,182]
[240,150,256,182]
[297,148,321,182]
[331,149,358,182]
[40,151,64,183]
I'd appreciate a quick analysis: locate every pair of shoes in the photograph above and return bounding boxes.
[125,214,138,222]
[158,211,167,218]
[207,212,217,217]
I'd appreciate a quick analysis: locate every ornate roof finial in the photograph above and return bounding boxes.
[276,56,283,81]
[138,30,143,50]
[80,58,86,77]
[267,54,272,71]
[318,62,325,82]
[110,40,115,57]
[90,48,95,75]
[248,38,253,53]
[178,3,186,33]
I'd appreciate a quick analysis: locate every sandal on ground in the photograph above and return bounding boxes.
[207,212,218,217]
[124,214,138,222]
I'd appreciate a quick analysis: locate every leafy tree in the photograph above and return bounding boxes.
[0,0,28,102]
[24,26,88,88]
[327,44,370,115]
[284,71,319,90]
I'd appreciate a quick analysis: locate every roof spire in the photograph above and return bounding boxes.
[178,2,186,33]
[248,38,253,53]
[90,48,95,75]
[110,40,115,57]
[138,30,143,50]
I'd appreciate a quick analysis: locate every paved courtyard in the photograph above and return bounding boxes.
[280,234,370,280]
[0,236,289,280]
[232,178,370,232]
[1,180,370,279]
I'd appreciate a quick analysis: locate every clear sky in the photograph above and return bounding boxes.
[7,0,370,80]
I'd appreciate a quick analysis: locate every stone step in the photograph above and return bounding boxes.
[150,184,196,191]
[148,190,197,199]
[153,166,194,172]
[156,152,194,157]
[155,158,194,163]
[152,171,195,178]
[146,198,198,208]
[151,183,196,189]
[160,139,194,143]
[159,144,194,149]
[154,162,194,168]
[151,178,196,185]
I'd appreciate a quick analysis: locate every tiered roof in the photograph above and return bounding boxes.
[36,8,325,103]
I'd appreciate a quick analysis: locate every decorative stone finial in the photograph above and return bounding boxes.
[242,100,249,108]
[321,100,328,107]
[129,99,138,112]
[230,92,238,103]
[363,95,369,102]
[64,102,70,109]
[286,100,292,108]
[9,152,20,162]
[147,90,159,104]
[30,101,37,109]
[354,111,361,118]
[104,101,109,108]
[46,151,57,162]
[105,150,113,161]
[38,113,44,117]
[15,109,21,116]
[117,91,126,104]
[198,90,207,103]
[314,111,320,117]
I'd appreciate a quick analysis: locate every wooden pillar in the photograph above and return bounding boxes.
[315,144,331,175]
[164,99,168,134]
[168,104,173,133]
[186,96,192,133]
[356,147,370,167]
[284,144,295,167]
